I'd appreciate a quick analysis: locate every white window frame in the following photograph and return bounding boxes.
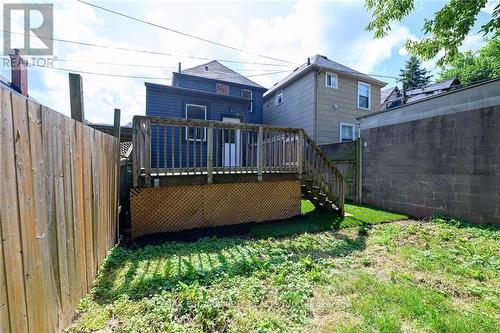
[325,72,338,89]
[241,89,253,113]
[185,103,207,141]
[340,122,356,142]
[275,89,284,106]
[357,81,371,110]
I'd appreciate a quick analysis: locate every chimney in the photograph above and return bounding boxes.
[178,62,181,73]
[307,57,310,65]
[10,49,28,97]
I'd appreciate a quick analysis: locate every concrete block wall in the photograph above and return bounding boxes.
[361,105,500,224]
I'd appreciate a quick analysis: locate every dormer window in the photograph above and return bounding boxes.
[241,89,253,113]
[275,89,284,106]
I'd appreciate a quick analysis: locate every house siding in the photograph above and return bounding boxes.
[263,70,315,137]
[146,84,253,169]
[316,70,382,144]
[173,73,264,123]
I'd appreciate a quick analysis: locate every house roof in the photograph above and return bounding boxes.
[180,60,265,89]
[381,86,399,104]
[264,54,387,97]
[406,77,460,96]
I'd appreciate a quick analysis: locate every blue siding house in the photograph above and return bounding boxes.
[145,60,267,169]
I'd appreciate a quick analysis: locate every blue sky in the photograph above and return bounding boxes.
[0,0,496,124]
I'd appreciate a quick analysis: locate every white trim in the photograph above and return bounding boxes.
[325,72,338,89]
[185,103,207,141]
[241,89,253,113]
[340,122,355,142]
[275,89,284,106]
[357,81,371,110]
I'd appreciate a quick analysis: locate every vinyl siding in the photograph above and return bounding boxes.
[174,74,264,123]
[145,84,254,169]
[263,70,315,136]
[316,71,382,144]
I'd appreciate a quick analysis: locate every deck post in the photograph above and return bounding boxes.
[132,118,139,187]
[144,119,151,187]
[207,123,213,184]
[257,126,263,181]
[297,130,303,179]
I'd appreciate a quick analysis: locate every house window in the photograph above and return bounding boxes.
[241,89,253,113]
[275,89,284,105]
[358,82,371,109]
[340,123,355,142]
[185,104,207,141]
[325,72,338,89]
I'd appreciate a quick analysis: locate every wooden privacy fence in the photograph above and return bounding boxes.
[0,86,120,332]
[319,140,361,203]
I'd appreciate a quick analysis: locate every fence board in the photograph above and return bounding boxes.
[0,85,119,333]
[27,100,57,332]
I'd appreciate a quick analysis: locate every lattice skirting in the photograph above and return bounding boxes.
[130,180,301,238]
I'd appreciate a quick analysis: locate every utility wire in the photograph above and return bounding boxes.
[77,0,297,65]
[1,30,293,67]
[55,59,295,72]
[37,65,290,81]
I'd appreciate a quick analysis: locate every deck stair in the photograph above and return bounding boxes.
[300,133,345,214]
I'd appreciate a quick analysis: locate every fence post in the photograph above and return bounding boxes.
[297,130,303,179]
[257,126,263,182]
[113,109,121,244]
[356,137,362,204]
[69,73,85,122]
[144,119,151,187]
[113,109,121,139]
[207,123,213,184]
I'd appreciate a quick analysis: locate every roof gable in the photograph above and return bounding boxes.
[264,54,387,97]
[181,60,265,89]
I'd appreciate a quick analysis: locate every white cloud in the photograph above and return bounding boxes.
[482,0,498,15]
[348,24,415,73]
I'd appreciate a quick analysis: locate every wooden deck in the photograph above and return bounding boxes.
[130,116,346,236]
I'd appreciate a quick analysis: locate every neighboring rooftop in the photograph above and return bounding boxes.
[264,54,387,97]
[406,77,460,96]
[179,60,265,89]
[381,86,399,104]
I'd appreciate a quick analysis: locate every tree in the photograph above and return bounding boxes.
[398,56,432,94]
[365,0,500,65]
[438,38,500,85]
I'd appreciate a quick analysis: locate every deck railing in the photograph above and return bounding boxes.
[132,116,345,214]
[132,116,302,186]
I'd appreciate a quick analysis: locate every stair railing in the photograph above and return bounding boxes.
[302,131,345,216]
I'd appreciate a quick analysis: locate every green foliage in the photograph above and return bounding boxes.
[67,209,500,333]
[438,38,500,85]
[398,56,432,92]
[365,0,500,65]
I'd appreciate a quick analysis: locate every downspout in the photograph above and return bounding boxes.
[313,67,319,142]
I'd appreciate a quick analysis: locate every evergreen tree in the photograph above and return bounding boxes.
[398,56,432,96]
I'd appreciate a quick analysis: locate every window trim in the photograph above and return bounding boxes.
[241,89,253,113]
[325,72,338,89]
[339,122,356,142]
[185,103,207,141]
[275,89,284,106]
[357,81,371,110]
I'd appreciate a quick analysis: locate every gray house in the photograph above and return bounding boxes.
[263,54,386,144]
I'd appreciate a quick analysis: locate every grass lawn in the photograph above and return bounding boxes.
[67,201,500,333]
